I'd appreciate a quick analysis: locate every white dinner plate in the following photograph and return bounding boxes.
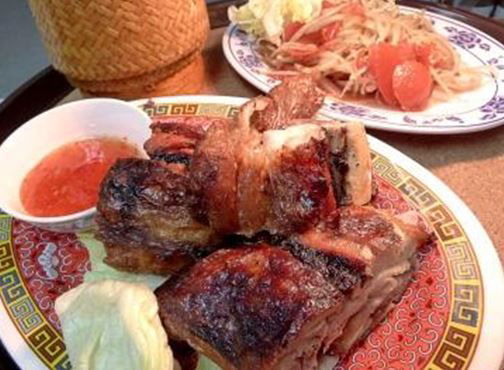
[0,95,503,369]
[222,7,504,134]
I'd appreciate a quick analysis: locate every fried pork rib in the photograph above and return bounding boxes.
[248,75,325,132]
[190,122,372,236]
[156,206,429,370]
[144,116,230,164]
[157,245,343,370]
[96,158,219,275]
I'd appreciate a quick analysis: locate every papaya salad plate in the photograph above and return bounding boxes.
[223,4,504,134]
[0,95,503,370]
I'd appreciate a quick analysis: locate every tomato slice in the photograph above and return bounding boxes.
[286,45,320,63]
[368,43,408,106]
[392,60,433,111]
[301,31,323,44]
[367,42,432,107]
[284,22,340,45]
[397,42,416,61]
[414,44,432,66]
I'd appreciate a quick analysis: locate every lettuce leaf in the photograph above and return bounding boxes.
[77,232,167,290]
[196,355,221,370]
[229,0,323,40]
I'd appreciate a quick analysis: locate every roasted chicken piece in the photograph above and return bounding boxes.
[96,158,219,275]
[156,206,429,370]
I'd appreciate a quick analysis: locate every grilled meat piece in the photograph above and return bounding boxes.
[189,121,372,236]
[322,122,372,205]
[156,206,429,369]
[156,245,345,370]
[262,125,337,233]
[190,122,240,234]
[282,205,429,358]
[248,76,325,132]
[235,131,270,235]
[96,158,219,274]
[145,116,230,163]
[97,121,372,274]
[97,78,372,275]
[95,77,430,368]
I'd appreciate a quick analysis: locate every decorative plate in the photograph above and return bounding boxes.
[222,7,504,134]
[0,96,503,370]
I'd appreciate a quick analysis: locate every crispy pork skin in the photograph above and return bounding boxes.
[190,122,240,234]
[145,116,230,163]
[282,206,429,359]
[187,121,372,237]
[263,125,337,233]
[156,246,346,370]
[249,76,324,131]
[235,132,270,236]
[96,158,218,274]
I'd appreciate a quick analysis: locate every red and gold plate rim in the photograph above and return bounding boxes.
[0,97,502,370]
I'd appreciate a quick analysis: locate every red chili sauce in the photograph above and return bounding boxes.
[20,137,139,217]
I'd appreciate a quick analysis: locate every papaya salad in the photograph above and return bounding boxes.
[229,0,488,111]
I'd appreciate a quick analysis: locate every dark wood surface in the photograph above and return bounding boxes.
[0,1,502,369]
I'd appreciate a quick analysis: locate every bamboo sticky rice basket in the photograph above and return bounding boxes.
[28,0,209,98]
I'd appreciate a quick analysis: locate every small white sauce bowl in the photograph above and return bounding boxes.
[0,98,151,233]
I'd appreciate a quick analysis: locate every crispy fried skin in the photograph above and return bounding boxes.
[155,207,428,369]
[250,76,324,131]
[156,246,344,370]
[190,123,240,234]
[96,158,218,275]
[145,116,230,163]
[235,132,270,236]
[267,137,336,233]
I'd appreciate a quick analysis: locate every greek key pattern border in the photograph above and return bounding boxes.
[142,102,239,118]
[371,155,483,370]
[0,215,68,368]
[0,103,483,369]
